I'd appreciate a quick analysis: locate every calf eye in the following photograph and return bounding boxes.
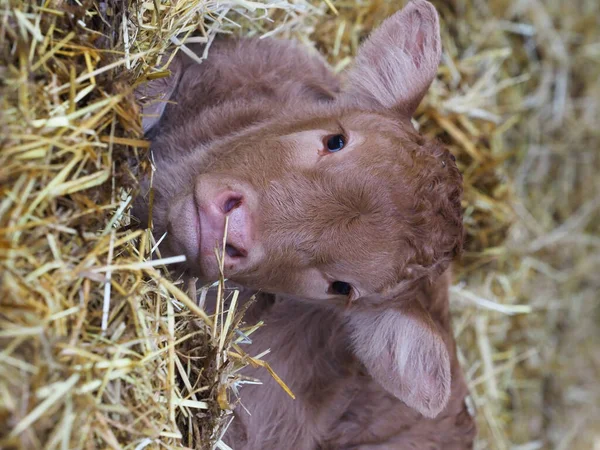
[325,134,346,152]
[330,281,352,296]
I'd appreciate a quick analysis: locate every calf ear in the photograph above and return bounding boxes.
[347,302,451,418]
[135,55,183,133]
[345,0,442,116]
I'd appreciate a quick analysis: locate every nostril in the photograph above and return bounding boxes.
[225,243,246,258]
[223,196,243,214]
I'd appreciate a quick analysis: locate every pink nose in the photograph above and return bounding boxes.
[198,189,254,267]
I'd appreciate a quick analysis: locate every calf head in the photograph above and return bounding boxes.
[137,0,462,418]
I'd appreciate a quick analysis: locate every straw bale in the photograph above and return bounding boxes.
[2,0,599,449]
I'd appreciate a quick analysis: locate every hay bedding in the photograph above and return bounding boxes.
[1,0,598,449]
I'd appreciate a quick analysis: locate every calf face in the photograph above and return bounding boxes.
[137,0,464,419]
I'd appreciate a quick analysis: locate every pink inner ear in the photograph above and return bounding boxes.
[410,18,427,69]
[347,306,451,418]
[402,5,439,70]
[343,0,442,116]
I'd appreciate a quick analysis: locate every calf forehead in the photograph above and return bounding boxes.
[261,165,406,288]
[311,191,404,291]
[263,162,396,231]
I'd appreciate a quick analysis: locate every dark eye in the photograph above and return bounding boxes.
[325,134,346,152]
[330,281,352,296]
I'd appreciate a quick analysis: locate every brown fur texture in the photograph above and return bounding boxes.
[134,1,476,448]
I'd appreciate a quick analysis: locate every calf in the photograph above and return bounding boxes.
[134,0,477,448]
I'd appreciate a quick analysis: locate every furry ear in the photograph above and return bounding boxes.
[135,55,183,133]
[347,302,451,418]
[345,0,442,116]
